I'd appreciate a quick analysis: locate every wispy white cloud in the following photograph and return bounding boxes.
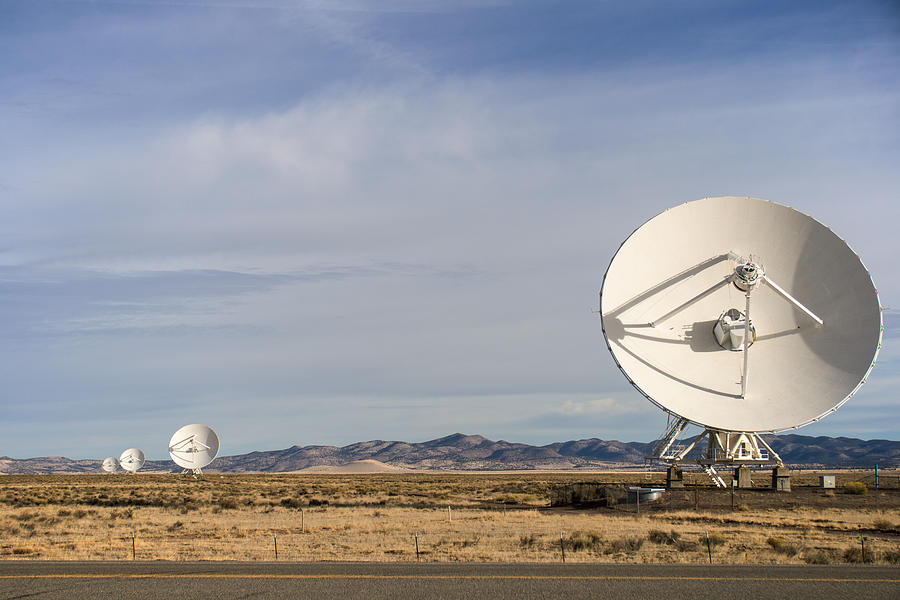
[0,1,897,457]
[557,397,638,416]
[2,66,897,454]
[7,65,898,278]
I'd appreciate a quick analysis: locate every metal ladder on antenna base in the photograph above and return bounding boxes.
[703,465,727,488]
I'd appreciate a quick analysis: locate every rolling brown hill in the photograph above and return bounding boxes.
[1,433,898,474]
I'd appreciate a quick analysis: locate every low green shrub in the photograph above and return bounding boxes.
[279,497,303,509]
[607,536,644,554]
[872,518,894,531]
[567,531,603,551]
[803,549,835,565]
[844,482,867,495]
[648,529,680,545]
[767,537,798,556]
[11,511,38,522]
[218,498,239,510]
[842,545,871,563]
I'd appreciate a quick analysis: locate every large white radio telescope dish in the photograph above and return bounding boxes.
[601,197,882,434]
[118,448,145,473]
[101,457,118,473]
[168,424,219,474]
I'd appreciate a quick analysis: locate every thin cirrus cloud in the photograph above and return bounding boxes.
[0,1,897,458]
[11,71,898,273]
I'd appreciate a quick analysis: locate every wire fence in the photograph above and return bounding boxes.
[1,469,898,563]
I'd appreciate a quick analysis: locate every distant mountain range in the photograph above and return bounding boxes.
[1,433,898,474]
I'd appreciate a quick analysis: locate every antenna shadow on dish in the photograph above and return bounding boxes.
[791,227,881,374]
[611,333,741,398]
[605,253,732,318]
[686,321,721,353]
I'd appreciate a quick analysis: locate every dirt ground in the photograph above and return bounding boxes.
[0,470,897,564]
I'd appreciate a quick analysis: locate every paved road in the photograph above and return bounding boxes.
[0,561,897,600]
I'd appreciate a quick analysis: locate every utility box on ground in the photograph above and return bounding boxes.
[734,466,752,488]
[820,475,836,489]
[772,466,791,492]
[666,466,684,489]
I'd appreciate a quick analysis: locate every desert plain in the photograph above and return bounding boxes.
[0,469,897,565]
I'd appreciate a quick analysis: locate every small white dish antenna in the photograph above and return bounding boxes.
[168,424,219,476]
[600,197,882,482]
[118,448,145,473]
[101,457,118,473]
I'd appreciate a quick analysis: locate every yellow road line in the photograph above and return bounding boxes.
[0,574,897,582]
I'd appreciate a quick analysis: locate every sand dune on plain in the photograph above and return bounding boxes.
[292,459,407,474]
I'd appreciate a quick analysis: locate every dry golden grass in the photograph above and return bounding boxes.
[0,472,896,564]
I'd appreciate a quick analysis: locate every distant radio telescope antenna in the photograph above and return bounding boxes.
[600,196,882,485]
[168,424,219,476]
[101,457,118,473]
[119,448,145,474]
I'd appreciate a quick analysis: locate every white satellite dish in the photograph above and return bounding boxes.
[600,197,882,482]
[119,448,145,473]
[168,424,219,475]
[101,457,118,473]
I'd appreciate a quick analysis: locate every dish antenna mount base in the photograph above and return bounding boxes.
[648,416,783,486]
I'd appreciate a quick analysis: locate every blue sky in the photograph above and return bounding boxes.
[1,0,898,459]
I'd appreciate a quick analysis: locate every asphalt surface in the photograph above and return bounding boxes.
[0,561,897,600]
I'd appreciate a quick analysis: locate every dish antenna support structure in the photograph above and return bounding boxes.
[600,197,882,485]
[168,424,219,476]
